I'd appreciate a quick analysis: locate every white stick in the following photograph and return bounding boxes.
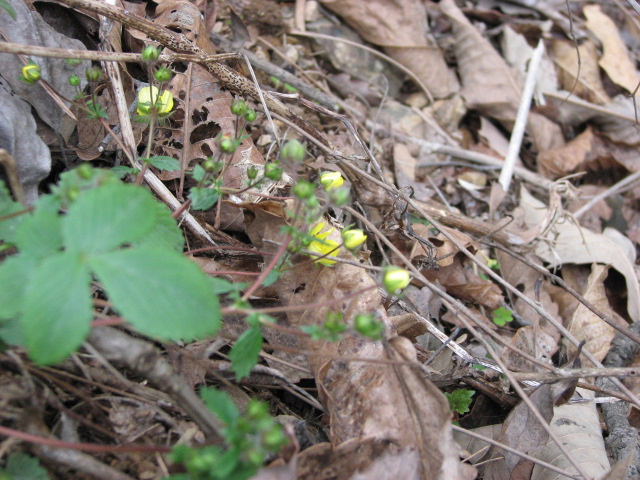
[499,39,545,192]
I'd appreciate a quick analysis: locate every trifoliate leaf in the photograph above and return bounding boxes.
[89,248,220,340]
[189,187,218,210]
[15,195,63,259]
[492,306,513,327]
[0,254,37,320]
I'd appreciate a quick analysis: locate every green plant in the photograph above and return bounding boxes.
[0,166,225,364]
[445,389,475,415]
[491,306,513,327]
[169,388,287,480]
[0,452,49,480]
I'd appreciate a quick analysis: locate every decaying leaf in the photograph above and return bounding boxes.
[531,388,610,480]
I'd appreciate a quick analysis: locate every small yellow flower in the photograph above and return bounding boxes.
[307,222,340,266]
[320,171,344,191]
[383,267,411,293]
[137,86,174,116]
[21,63,41,84]
[342,229,367,250]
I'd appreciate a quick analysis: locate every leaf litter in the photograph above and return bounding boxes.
[3,0,640,479]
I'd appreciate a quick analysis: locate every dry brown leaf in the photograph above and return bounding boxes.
[565,264,616,365]
[320,0,460,99]
[501,325,557,373]
[483,385,553,480]
[584,4,640,95]
[551,39,610,105]
[537,126,614,179]
[393,143,434,201]
[440,0,522,125]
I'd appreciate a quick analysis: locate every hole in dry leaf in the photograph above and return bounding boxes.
[294,283,306,294]
[200,144,213,157]
[191,107,208,124]
[190,122,220,144]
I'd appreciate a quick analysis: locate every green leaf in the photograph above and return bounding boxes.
[200,387,240,426]
[111,166,138,178]
[0,179,26,244]
[444,389,475,415]
[63,183,159,253]
[189,187,218,210]
[89,247,220,340]
[131,201,184,252]
[229,325,262,381]
[192,164,206,182]
[5,452,49,480]
[210,277,246,295]
[21,251,92,364]
[15,195,63,259]
[0,0,17,19]
[147,156,180,172]
[491,306,513,327]
[0,254,37,319]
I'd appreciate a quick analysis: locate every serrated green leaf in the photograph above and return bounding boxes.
[0,179,27,244]
[229,325,262,381]
[15,195,63,259]
[111,166,138,178]
[200,387,240,426]
[147,156,180,172]
[131,201,184,251]
[444,389,475,414]
[0,254,37,319]
[63,183,159,253]
[192,164,205,182]
[21,251,92,364]
[89,248,220,340]
[189,187,218,210]
[5,452,49,480]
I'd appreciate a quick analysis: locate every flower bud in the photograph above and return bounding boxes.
[230,99,247,116]
[141,45,160,61]
[320,171,344,191]
[328,186,350,206]
[292,179,315,199]
[154,66,172,83]
[218,133,236,154]
[85,66,103,82]
[264,163,283,181]
[244,109,257,122]
[65,58,82,67]
[383,267,411,293]
[342,229,367,250]
[281,139,305,162]
[68,74,80,86]
[21,63,41,84]
[354,313,383,339]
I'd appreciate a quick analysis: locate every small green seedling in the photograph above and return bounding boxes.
[445,389,475,415]
[491,306,513,327]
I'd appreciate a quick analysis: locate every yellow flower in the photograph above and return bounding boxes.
[320,171,344,191]
[21,63,41,84]
[342,228,367,250]
[307,222,340,266]
[383,267,411,293]
[137,86,173,116]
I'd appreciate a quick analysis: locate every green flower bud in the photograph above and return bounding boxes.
[76,163,93,179]
[244,109,257,122]
[230,98,247,116]
[264,163,283,180]
[342,228,367,250]
[218,133,236,154]
[65,58,82,66]
[20,62,41,84]
[320,171,344,191]
[141,45,160,62]
[85,66,103,82]
[202,158,220,172]
[292,179,315,199]
[154,66,172,83]
[328,186,350,206]
[354,313,383,339]
[383,266,411,293]
[281,139,305,162]
[68,74,80,86]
